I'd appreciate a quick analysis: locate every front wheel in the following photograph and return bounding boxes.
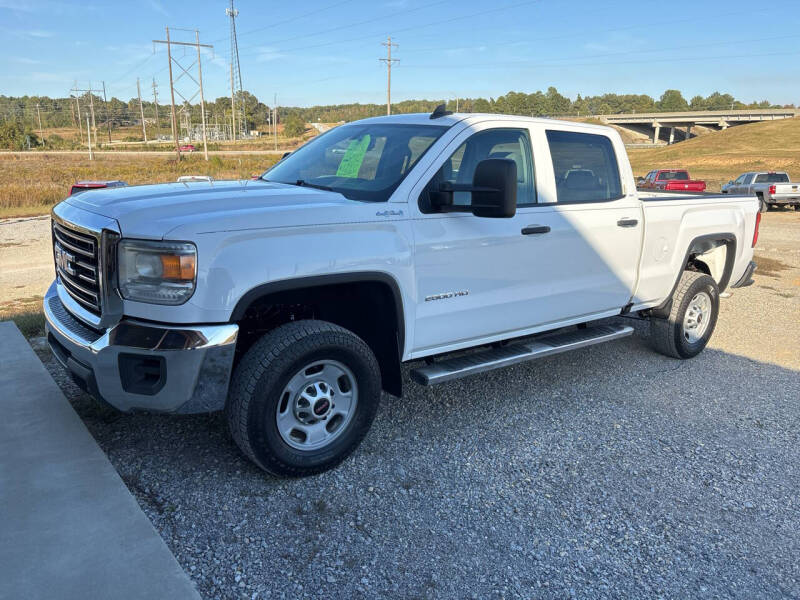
[648,271,719,359]
[227,320,381,477]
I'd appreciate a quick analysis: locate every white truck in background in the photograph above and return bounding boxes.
[45,107,760,476]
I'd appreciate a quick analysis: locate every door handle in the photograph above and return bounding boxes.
[617,218,638,228]
[521,225,551,235]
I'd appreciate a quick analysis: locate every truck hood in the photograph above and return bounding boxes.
[64,179,379,239]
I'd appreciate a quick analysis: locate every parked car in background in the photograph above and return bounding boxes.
[179,144,196,153]
[722,171,800,210]
[45,110,759,477]
[69,181,128,196]
[640,169,706,192]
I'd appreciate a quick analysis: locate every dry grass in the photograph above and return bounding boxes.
[0,295,46,337]
[0,152,279,218]
[628,117,800,192]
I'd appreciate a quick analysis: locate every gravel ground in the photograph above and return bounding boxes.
[33,211,800,600]
[0,215,52,309]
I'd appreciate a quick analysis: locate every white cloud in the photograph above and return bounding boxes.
[148,0,168,16]
[256,46,285,63]
[11,57,42,64]
[25,29,54,38]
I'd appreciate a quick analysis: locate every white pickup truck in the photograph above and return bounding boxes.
[45,107,760,476]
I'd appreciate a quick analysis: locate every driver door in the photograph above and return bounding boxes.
[410,122,542,356]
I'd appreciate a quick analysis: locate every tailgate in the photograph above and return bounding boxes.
[665,180,706,191]
[775,183,800,195]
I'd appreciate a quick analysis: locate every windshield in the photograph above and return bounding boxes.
[262,123,448,202]
[755,172,790,183]
[658,171,689,181]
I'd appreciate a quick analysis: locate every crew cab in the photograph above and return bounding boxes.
[722,171,800,210]
[44,108,759,476]
[640,169,706,192]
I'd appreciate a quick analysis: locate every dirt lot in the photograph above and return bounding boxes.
[2,209,796,599]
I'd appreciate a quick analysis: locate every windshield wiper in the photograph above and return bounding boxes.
[294,179,333,191]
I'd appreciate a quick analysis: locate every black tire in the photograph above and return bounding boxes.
[649,271,719,359]
[226,320,381,477]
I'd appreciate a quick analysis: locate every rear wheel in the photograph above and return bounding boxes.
[649,271,719,359]
[227,320,381,477]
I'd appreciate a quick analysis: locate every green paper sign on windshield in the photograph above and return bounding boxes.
[335,135,371,178]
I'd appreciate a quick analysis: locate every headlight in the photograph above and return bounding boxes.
[118,239,197,305]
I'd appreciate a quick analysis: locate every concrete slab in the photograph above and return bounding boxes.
[0,321,201,600]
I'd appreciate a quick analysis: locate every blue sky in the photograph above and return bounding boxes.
[1,0,798,107]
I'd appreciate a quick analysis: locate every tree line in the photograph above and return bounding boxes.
[0,87,791,149]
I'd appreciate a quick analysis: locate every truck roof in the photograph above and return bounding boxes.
[353,112,614,134]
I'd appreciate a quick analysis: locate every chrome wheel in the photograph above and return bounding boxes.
[276,360,358,451]
[682,291,712,343]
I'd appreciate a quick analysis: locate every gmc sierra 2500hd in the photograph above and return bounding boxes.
[45,106,759,476]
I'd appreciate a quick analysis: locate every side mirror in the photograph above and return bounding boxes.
[728,180,734,185]
[470,158,517,218]
[282,151,292,159]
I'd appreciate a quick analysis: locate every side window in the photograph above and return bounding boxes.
[547,130,622,203]
[424,128,535,208]
[733,174,745,185]
[744,174,755,184]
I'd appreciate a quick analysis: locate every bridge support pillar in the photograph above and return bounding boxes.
[686,125,693,139]
[652,124,661,144]
[668,127,676,145]
[719,121,729,130]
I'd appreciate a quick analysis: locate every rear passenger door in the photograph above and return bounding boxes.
[521,127,643,320]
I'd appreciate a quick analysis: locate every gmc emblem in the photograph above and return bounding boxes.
[54,243,77,276]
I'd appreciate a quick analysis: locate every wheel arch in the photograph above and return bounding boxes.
[230,272,405,397]
[654,233,736,312]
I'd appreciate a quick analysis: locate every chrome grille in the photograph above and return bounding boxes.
[53,221,102,314]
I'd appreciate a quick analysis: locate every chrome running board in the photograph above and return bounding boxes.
[410,323,634,386]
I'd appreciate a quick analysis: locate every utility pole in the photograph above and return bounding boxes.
[69,98,77,131]
[379,36,399,115]
[86,114,93,160]
[153,28,213,156]
[102,81,112,143]
[273,94,278,151]
[136,78,147,143]
[195,29,209,161]
[88,82,96,145]
[71,83,101,147]
[36,104,44,145]
[74,91,83,143]
[151,78,160,138]
[230,62,236,141]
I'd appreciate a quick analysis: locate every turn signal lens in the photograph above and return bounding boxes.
[160,254,196,280]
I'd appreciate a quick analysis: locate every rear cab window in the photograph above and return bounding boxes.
[755,172,790,183]
[657,171,689,181]
[546,130,622,203]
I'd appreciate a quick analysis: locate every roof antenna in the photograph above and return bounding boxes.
[430,103,453,119]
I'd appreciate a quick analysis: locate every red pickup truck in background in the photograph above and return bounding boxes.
[640,169,706,192]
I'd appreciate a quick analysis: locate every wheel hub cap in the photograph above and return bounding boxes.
[276,360,358,451]
[682,291,712,343]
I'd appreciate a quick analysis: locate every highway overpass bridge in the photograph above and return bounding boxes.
[597,108,799,144]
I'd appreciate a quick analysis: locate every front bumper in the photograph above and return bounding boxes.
[43,281,238,413]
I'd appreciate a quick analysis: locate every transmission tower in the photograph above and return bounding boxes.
[226,0,246,136]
